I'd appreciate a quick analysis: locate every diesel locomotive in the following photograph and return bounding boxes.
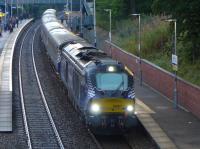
[41,9,137,134]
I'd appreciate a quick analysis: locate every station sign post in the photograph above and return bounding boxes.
[172,54,178,71]
[172,53,178,109]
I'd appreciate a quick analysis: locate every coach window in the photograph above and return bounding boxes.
[65,61,68,82]
[47,37,49,45]
[80,77,85,97]
[73,71,80,100]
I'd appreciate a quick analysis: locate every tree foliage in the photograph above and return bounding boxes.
[152,0,200,62]
[96,0,132,19]
[96,0,153,17]
[135,0,153,14]
[97,0,200,62]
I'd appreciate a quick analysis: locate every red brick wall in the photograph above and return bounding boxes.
[105,41,200,119]
[142,60,174,100]
[178,80,200,117]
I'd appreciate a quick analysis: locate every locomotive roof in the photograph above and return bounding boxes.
[63,42,117,71]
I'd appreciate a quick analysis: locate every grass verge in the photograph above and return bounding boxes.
[97,14,200,86]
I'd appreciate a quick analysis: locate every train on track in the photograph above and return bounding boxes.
[40,9,137,134]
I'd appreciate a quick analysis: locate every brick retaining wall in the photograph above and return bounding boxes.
[105,41,200,119]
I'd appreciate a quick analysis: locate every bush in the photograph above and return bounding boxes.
[111,16,170,58]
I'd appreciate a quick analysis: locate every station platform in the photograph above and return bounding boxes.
[134,79,200,149]
[0,20,32,132]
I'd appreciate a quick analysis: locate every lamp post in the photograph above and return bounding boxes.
[17,0,19,18]
[67,0,69,11]
[71,0,72,12]
[11,0,13,18]
[64,2,71,26]
[93,0,97,47]
[4,0,7,29]
[131,14,142,86]
[65,0,69,24]
[80,0,83,37]
[104,9,112,42]
[165,19,178,109]
[70,0,72,28]
[22,3,24,18]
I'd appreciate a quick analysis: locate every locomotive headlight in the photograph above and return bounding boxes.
[90,104,100,113]
[126,105,134,112]
[107,66,116,72]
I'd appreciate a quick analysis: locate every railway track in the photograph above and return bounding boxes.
[92,125,157,149]
[11,21,157,149]
[18,23,64,149]
[95,135,132,149]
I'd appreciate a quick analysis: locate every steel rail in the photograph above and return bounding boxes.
[87,128,103,149]
[19,26,33,149]
[31,27,65,149]
[19,24,64,149]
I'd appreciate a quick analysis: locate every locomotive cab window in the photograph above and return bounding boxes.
[96,73,128,91]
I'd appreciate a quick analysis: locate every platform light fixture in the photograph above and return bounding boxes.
[164,19,178,109]
[131,13,142,86]
[104,9,112,43]
[80,0,83,37]
[4,0,7,29]
[11,0,13,17]
[17,0,18,17]
[93,0,97,47]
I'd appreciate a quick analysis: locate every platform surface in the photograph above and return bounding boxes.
[0,31,10,53]
[135,79,200,149]
[0,20,32,131]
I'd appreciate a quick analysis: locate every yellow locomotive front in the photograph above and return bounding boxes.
[85,63,137,134]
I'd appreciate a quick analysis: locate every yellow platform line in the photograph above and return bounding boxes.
[135,99,177,149]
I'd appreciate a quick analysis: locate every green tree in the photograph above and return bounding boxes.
[152,0,200,62]
[135,0,153,14]
[96,0,132,19]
